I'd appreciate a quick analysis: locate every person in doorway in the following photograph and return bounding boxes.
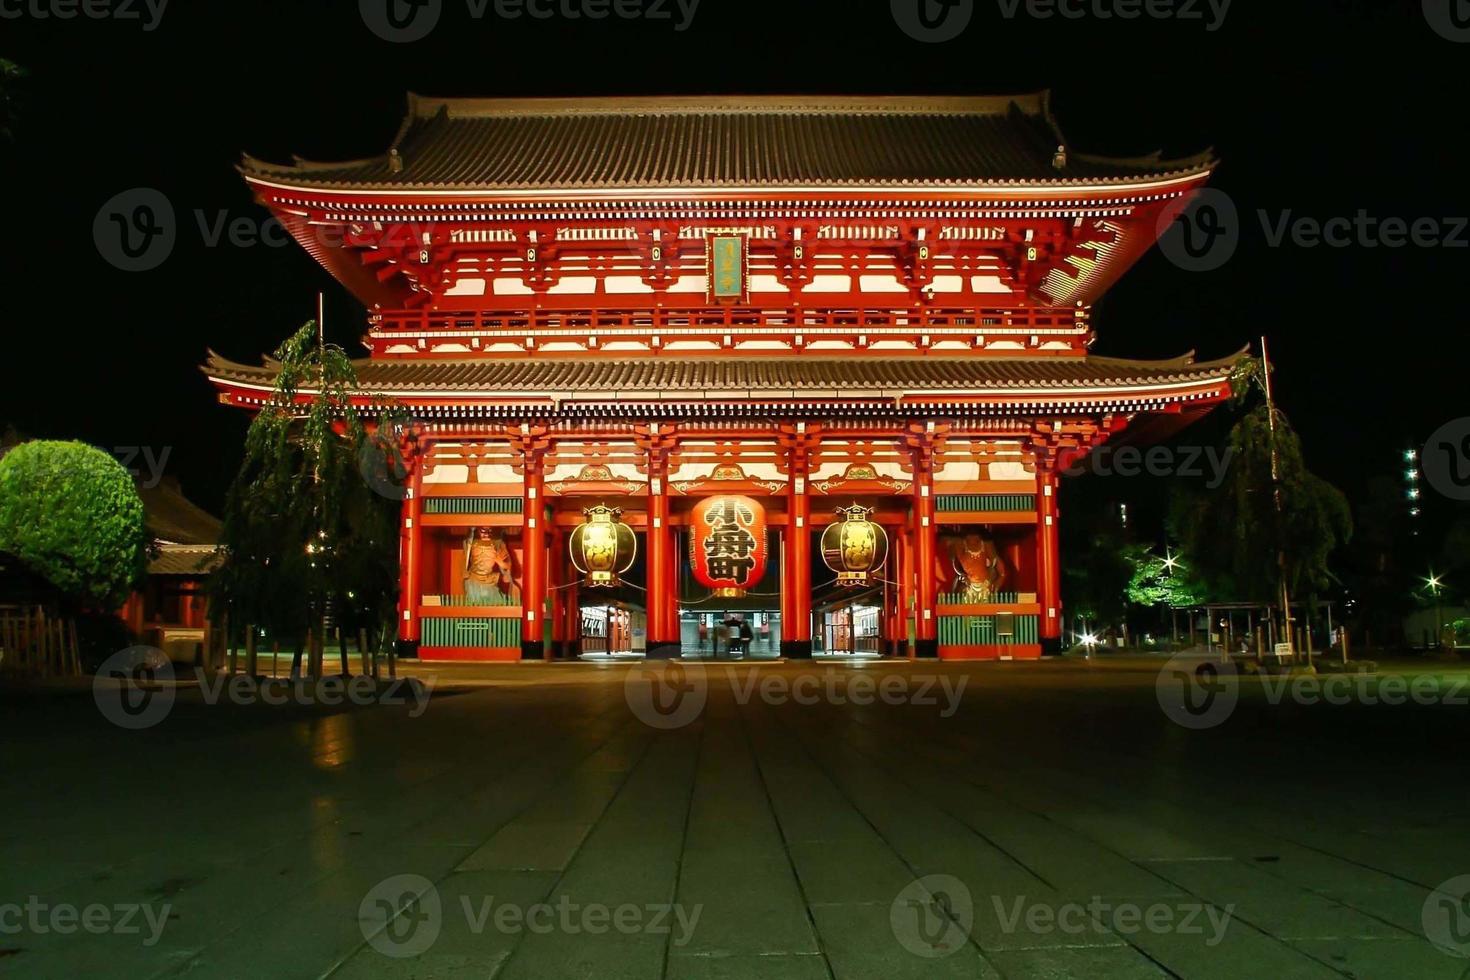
[738,617,753,658]
[724,615,742,658]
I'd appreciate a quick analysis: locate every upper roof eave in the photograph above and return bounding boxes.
[236,91,1218,197]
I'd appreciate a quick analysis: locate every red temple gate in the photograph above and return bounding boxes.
[208,93,1239,661]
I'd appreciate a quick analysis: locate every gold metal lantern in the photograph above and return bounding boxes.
[570,504,637,587]
[820,504,890,587]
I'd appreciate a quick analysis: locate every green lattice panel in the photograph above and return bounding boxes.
[938,614,1039,646]
[939,592,1020,606]
[936,494,1036,513]
[423,497,524,516]
[434,594,519,608]
[421,618,522,648]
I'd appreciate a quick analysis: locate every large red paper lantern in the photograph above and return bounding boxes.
[690,495,769,598]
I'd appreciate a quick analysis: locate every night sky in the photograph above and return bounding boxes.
[1,0,1464,521]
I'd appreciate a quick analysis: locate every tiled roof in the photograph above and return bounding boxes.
[204,352,1242,400]
[138,478,222,546]
[149,545,222,577]
[239,93,1214,192]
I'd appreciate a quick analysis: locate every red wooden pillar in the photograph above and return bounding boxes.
[779,524,794,651]
[398,455,424,650]
[645,471,679,658]
[564,573,581,658]
[1036,465,1062,646]
[666,524,680,648]
[784,474,813,658]
[521,462,547,661]
[884,523,901,657]
[548,525,564,659]
[893,528,905,658]
[913,463,939,659]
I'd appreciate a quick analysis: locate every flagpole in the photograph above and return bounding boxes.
[1260,336,1297,664]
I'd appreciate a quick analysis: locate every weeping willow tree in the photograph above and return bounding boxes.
[1169,357,1352,616]
[211,322,407,677]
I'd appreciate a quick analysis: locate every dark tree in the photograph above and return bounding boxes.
[210,322,405,677]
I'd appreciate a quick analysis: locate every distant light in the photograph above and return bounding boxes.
[1405,449,1418,462]
[1408,488,1421,500]
[1406,470,1419,482]
[1427,574,1443,591]
[1081,633,1098,646]
[1410,507,1422,517]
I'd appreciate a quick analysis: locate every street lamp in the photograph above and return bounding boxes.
[1426,573,1444,651]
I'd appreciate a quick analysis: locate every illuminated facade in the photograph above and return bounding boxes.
[207,93,1238,661]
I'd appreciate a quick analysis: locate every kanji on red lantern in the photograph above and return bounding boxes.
[690,495,768,597]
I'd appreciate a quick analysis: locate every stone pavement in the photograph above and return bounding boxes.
[2,659,1468,978]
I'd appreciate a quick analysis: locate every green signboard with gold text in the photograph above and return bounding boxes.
[707,234,746,302]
